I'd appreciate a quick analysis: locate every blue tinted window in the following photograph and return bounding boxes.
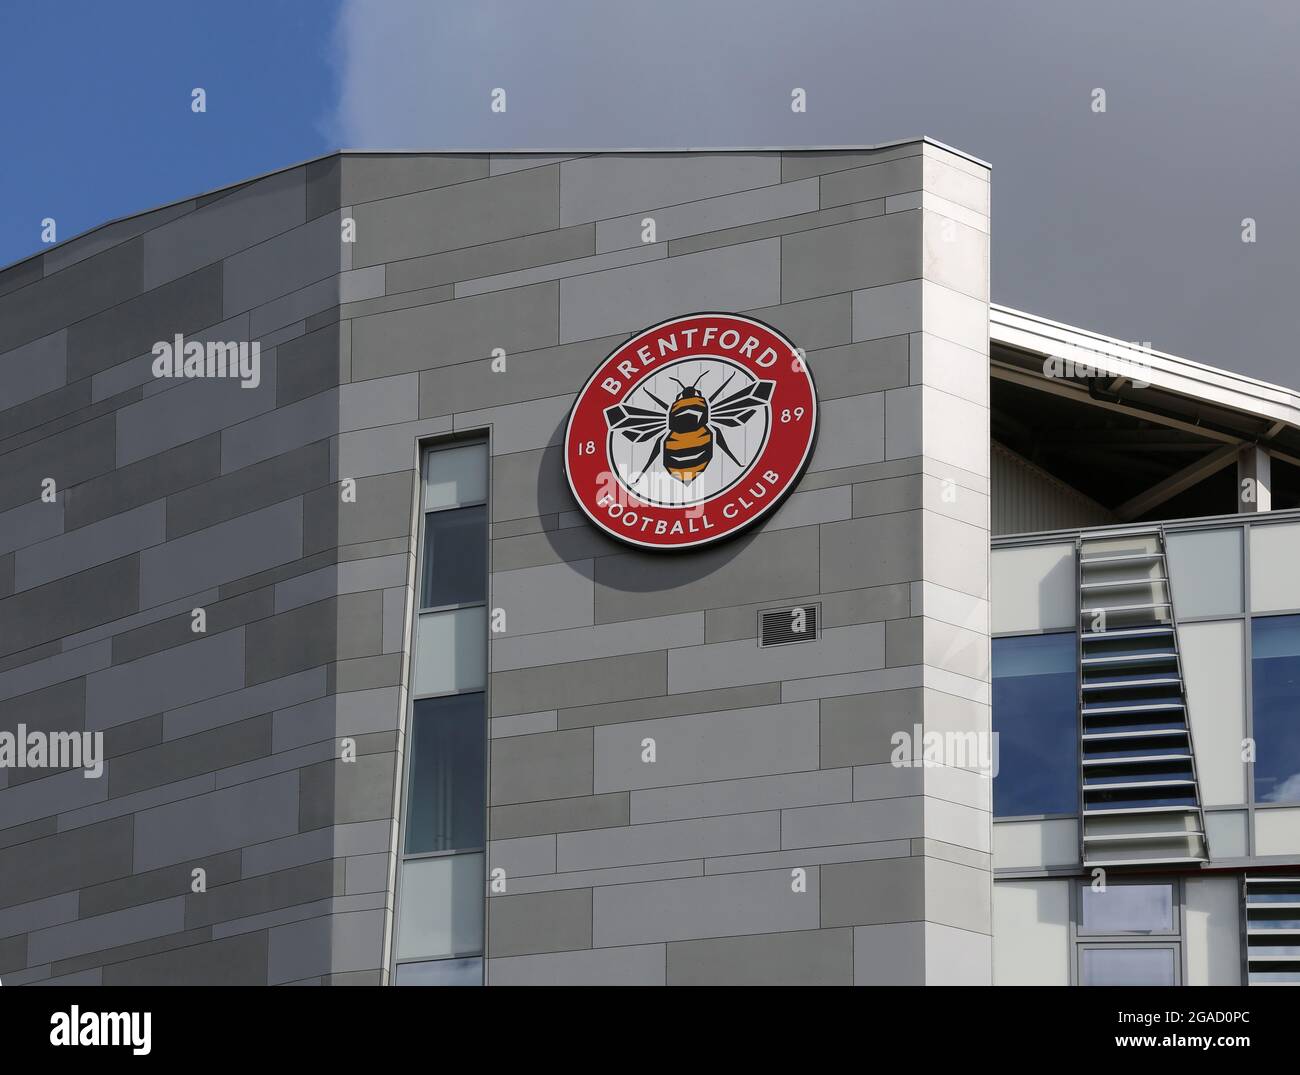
[404,693,485,854]
[993,632,1079,817]
[1252,614,1300,804]
[421,504,487,609]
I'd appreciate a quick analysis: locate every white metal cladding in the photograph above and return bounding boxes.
[991,304,1300,434]
[991,440,1115,536]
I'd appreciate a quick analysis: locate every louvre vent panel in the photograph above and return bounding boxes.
[759,604,819,647]
[1076,530,1209,868]
[1245,876,1300,985]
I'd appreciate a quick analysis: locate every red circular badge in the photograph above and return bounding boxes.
[564,313,818,550]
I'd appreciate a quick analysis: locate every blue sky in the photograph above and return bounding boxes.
[3,0,1299,383]
[0,0,339,269]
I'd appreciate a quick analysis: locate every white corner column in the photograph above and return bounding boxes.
[1237,444,1272,512]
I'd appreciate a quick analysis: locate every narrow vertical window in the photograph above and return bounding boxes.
[393,441,488,986]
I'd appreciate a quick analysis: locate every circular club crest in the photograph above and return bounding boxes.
[564,313,817,550]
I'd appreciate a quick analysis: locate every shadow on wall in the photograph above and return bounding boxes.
[1040,549,1075,628]
[531,416,767,595]
[993,543,1077,634]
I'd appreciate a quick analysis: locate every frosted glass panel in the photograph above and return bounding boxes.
[424,443,487,510]
[1180,620,1246,806]
[991,544,1075,634]
[394,956,483,986]
[1081,883,1174,934]
[1167,528,1242,617]
[396,853,484,961]
[1250,522,1300,613]
[1256,807,1300,856]
[414,607,486,696]
[992,818,1080,870]
[1081,947,1176,985]
[1205,810,1248,859]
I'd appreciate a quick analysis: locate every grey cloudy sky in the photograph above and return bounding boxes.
[329,0,1300,387]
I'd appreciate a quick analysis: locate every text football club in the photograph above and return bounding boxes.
[565,313,818,550]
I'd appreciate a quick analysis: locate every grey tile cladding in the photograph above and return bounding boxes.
[0,142,991,985]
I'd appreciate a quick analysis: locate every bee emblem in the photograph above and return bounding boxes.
[604,367,776,486]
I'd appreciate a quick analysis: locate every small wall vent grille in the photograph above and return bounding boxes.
[759,604,819,647]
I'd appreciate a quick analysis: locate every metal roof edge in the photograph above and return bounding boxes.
[991,303,1300,430]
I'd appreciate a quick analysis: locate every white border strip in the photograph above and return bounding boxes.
[991,304,1300,432]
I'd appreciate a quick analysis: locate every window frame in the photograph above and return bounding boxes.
[1248,610,1300,807]
[410,605,488,700]
[393,955,486,987]
[392,851,488,964]
[1069,875,1186,985]
[411,453,490,704]
[391,435,491,986]
[418,502,489,616]
[1076,942,1182,986]
[402,692,488,858]
[1076,878,1180,938]
[991,628,1081,820]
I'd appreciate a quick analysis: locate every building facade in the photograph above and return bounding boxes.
[993,513,1300,985]
[0,143,1294,986]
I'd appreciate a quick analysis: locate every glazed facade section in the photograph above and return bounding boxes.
[0,143,995,984]
[991,512,1300,985]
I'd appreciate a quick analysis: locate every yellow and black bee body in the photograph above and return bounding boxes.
[663,380,713,482]
[605,370,776,486]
